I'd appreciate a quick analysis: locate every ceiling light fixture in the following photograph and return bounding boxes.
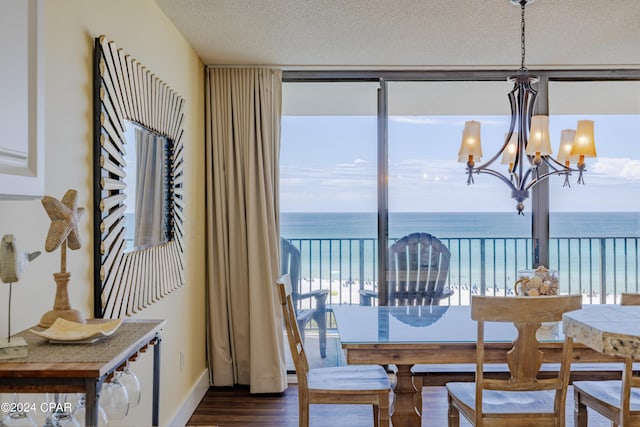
[457,0,597,215]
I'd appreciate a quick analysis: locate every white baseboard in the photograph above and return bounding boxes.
[169,369,210,427]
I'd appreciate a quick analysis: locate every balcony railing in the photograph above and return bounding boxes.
[285,236,640,309]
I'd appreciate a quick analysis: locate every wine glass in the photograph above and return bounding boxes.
[116,364,141,408]
[47,394,79,427]
[100,377,129,420]
[72,394,108,427]
[1,394,37,427]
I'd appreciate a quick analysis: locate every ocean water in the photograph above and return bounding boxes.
[281,212,640,240]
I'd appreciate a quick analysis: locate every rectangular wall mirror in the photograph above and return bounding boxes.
[93,35,185,318]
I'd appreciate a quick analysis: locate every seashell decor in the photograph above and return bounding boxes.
[514,265,559,296]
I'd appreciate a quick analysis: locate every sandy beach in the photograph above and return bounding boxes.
[297,277,619,309]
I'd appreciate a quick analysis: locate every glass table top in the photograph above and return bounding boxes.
[331,305,564,345]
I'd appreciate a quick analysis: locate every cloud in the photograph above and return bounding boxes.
[593,158,640,179]
[336,158,370,169]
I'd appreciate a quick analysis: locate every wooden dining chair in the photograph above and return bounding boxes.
[360,232,453,306]
[446,294,582,427]
[281,238,329,358]
[276,274,391,427]
[572,293,640,427]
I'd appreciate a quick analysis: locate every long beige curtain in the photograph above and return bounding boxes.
[204,68,287,393]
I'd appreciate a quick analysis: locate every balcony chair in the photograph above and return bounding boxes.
[276,274,391,427]
[281,238,329,358]
[360,232,453,306]
[446,294,582,427]
[572,292,640,427]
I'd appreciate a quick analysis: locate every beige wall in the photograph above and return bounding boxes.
[0,0,206,425]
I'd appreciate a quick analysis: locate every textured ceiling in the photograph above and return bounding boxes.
[153,0,640,69]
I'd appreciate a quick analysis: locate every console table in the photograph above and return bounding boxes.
[0,318,165,427]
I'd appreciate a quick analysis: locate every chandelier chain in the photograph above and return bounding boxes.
[520,1,526,70]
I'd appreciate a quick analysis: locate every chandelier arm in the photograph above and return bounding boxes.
[471,166,520,192]
[518,79,537,171]
[523,168,576,192]
[542,156,580,173]
[472,85,519,172]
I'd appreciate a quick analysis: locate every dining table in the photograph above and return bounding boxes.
[563,304,640,359]
[332,304,620,427]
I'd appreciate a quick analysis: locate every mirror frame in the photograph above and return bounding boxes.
[92,35,185,318]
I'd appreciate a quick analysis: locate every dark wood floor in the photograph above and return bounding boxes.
[187,384,612,426]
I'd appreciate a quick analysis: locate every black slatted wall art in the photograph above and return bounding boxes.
[92,35,185,318]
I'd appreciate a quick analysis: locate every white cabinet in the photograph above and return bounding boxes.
[0,0,43,199]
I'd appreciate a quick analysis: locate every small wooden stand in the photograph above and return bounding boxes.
[39,272,85,327]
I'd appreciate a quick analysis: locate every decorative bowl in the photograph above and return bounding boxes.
[31,318,122,343]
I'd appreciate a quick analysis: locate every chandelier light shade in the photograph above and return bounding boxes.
[500,133,517,168]
[458,120,483,163]
[457,0,597,214]
[556,129,577,167]
[526,115,552,157]
[573,120,597,159]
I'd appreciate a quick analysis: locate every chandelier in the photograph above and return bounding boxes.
[457,0,597,215]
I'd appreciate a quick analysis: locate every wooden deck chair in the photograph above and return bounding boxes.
[572,292,640,427]
[360,232,453,306]
[446,294,582,426]
[281,238,329,358]
[276,274,391,427]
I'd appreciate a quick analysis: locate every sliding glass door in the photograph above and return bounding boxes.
[387,81,531,305]
[280,82,378,366]
[547,81,640,302]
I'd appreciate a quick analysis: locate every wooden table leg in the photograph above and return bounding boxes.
[391,364,421,427]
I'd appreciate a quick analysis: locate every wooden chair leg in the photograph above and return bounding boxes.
[574,388,588,427]
[379,393,390,427]
[299,400,309,427]
[373,404,379,427]
[447,393,460,427]
[413,375,423,415]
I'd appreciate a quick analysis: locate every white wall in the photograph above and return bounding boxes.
[0,1,206,425]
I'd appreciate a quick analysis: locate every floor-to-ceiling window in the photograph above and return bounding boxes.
[280,71,640,368]
[280,81,378,367]
[547,81,640,302]
[387,81,531,305]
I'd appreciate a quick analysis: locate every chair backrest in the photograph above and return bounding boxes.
[276,274,309,388]
[387,232,451,306]
[621,293,640,306]
[471,295,582,422]
[281,238,302,301]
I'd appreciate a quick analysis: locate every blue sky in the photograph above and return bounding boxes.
[280,114,640,213]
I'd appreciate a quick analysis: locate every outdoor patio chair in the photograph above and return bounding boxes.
[281,238,329,358]
[276,274,390,427]
[446,294,582,426]
[572,292,640,426]
[360,232,453,306]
